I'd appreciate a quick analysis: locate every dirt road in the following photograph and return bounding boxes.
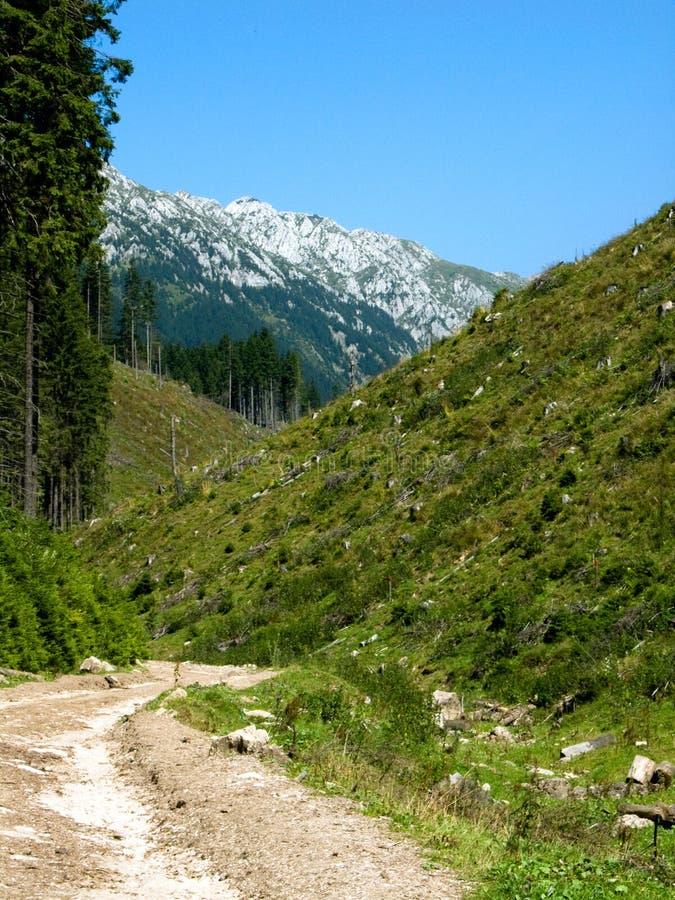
[0,662,466,898]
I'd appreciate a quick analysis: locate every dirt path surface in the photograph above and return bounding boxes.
[0,662,466,898]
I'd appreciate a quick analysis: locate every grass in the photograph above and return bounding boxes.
[107,361,260,507]
[164,662,674,896]
[78,202,675,892]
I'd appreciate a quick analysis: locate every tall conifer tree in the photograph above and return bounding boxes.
[0,0,131,520]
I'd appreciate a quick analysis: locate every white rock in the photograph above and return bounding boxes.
[618,814,652,830]
[212,725,270,756]
[79,656,115,674]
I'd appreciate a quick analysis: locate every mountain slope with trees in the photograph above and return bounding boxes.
[101,167,525,398]
[78,202,674,895]
[107,361,262,508]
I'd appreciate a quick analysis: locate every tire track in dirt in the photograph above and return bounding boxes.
[1,662,466,898]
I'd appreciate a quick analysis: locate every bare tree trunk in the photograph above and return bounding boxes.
[171,415,184,497]
[131,307,137,377]
[23,288,37,518]
[97,264,102,342]
[228,348,232,409]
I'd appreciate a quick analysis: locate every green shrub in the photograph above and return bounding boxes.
[0,506,145,671]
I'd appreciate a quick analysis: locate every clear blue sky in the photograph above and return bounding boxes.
[107,0,674,276]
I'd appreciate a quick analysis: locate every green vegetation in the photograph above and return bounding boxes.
[0,504,144,672]
[81,203,673,695]
[78,202,674,891]
[107,361,260,507]
[164,665,673,897]
[0,1,131,525]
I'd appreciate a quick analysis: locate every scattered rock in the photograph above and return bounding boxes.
[243,709,275,720]
[469,700,534,727]
[618,814,653,832]
[211,725,271,756]
[433,690,466,731]
[527,766,555,778]
[652,761,675,789]
[433,690,463,714]
[79,656,115,674]
[430,772,493,816]
[166,687,188,702]
[607,782,630,800]
[537,778,574,800]
[489,725,516,744]
[104,674,122,689]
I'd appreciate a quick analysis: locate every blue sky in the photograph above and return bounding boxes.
[107,0,673,276]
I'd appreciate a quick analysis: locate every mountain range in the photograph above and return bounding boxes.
[101,167,525,396]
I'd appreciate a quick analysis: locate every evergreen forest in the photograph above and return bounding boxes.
[0,0,130,527]
[0,1,144,665]
[163,329,321,427]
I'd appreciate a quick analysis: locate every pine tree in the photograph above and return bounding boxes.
[0,1,131,519]
[80,246,114,345]
[280,351,302,421]
[41,282,112,526]
[117,262,143,367]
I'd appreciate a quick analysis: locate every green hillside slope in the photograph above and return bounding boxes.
[85,205,673,701]
[79,205,674,895]
[107,362,261,507]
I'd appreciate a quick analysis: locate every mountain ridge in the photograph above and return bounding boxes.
[101,167,525,395]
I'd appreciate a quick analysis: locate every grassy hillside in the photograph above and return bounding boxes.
[107,361,261,507]
[87,205,673,692]
[80,204,674,895]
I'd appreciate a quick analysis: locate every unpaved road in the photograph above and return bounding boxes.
[0,661,466,898]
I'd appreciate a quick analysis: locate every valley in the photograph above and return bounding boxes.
[72,202,675,896]
[2,6,671,896]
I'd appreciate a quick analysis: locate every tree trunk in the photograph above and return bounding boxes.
[171,415,183,497]
[23,288,37,518]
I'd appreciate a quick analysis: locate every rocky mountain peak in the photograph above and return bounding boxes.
[101,166,525,394]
